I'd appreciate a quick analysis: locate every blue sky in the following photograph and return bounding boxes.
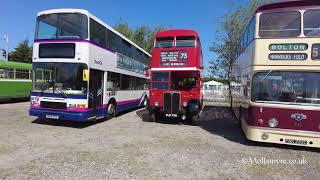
[0,0,248,74]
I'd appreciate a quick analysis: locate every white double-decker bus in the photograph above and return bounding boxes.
[29,9,150,121]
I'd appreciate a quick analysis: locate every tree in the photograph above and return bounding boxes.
[203,76,214,83]
[114,22,166,53]
[9,39,32,63]
[208,0,264,84]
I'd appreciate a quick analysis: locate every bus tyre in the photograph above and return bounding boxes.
[191,114,199,126]
[107,103,116,119]
[153,110,160,123]
[142,96,148,107]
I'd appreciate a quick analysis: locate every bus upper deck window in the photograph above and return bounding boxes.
[259,11,301,38]
[155,37,174,48]
[176,36,196,47]
[36,13,88,40]
[304,10,320,37]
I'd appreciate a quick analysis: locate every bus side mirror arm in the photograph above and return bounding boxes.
[145,66,150,77]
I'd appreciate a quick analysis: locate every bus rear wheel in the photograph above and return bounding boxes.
[107,102,116,119]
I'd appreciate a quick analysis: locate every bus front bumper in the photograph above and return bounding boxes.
[242,119,320,148]
[29,108,91,122]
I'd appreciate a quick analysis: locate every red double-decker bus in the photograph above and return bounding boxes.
[147,29,203,125]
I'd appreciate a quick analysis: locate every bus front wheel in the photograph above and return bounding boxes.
[153,109,160,122]
[190,114,199,126]
[142,96,148,107]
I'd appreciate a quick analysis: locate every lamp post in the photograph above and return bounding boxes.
[2,34,8,61]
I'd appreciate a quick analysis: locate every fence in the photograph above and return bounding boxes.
[203,91,230,103]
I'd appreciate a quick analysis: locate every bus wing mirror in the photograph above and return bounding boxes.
[83,69,89,81]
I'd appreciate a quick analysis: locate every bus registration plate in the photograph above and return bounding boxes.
[165,114,178,117]
[285,139,307,145]
[46,114,59,119]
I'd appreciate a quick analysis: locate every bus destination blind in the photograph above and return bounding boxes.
[160,51,188,66]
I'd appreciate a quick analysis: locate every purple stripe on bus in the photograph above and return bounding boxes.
[34,39,116,53]
[116,98,141,106]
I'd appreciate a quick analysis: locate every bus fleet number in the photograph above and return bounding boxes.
[312,44,320,60]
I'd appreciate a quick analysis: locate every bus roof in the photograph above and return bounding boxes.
[156,29,199,38]
[257,0,320,13]
[0,61,32,70]
[37,9,151,57]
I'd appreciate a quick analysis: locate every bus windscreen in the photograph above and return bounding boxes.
[155,37,174,48]
[36,13,88,40]
[176,36,195,47]
[252,71,320,105]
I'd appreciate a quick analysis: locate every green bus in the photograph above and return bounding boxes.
[0,61,32,100]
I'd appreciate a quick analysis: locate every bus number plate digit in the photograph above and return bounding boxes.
[285,139,307,145]
[165,114,177,117]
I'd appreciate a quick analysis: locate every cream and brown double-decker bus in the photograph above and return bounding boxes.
[231,1,320,148]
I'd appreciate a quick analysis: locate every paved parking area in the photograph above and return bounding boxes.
[0,101,319,179]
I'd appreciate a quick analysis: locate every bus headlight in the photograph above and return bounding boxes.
[268,118,278,128]
[155,102,159,107]
[183,102,187,107]
[31,100,39,105]
[69,104,77,108]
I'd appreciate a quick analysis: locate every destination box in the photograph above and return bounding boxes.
[160,51,179,62]
[268,53,308,60]
[269,43,308,51]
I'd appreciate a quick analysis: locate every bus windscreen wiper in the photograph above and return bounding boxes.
[40,79,54,95]
[55,87,68,98]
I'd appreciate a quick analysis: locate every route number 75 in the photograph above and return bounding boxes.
[180,51,188,61]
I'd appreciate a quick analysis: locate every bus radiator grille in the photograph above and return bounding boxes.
[163,92,180,114]
[40,101,67,109]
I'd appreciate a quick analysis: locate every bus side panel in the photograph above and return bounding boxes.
[89,43,116,72]
[232,40,254,120]
[113,90,147,113]
[0,80,31,99]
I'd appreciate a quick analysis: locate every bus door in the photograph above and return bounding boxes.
[89,69,103,117]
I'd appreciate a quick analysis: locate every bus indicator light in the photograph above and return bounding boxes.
[77,104,86,108]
